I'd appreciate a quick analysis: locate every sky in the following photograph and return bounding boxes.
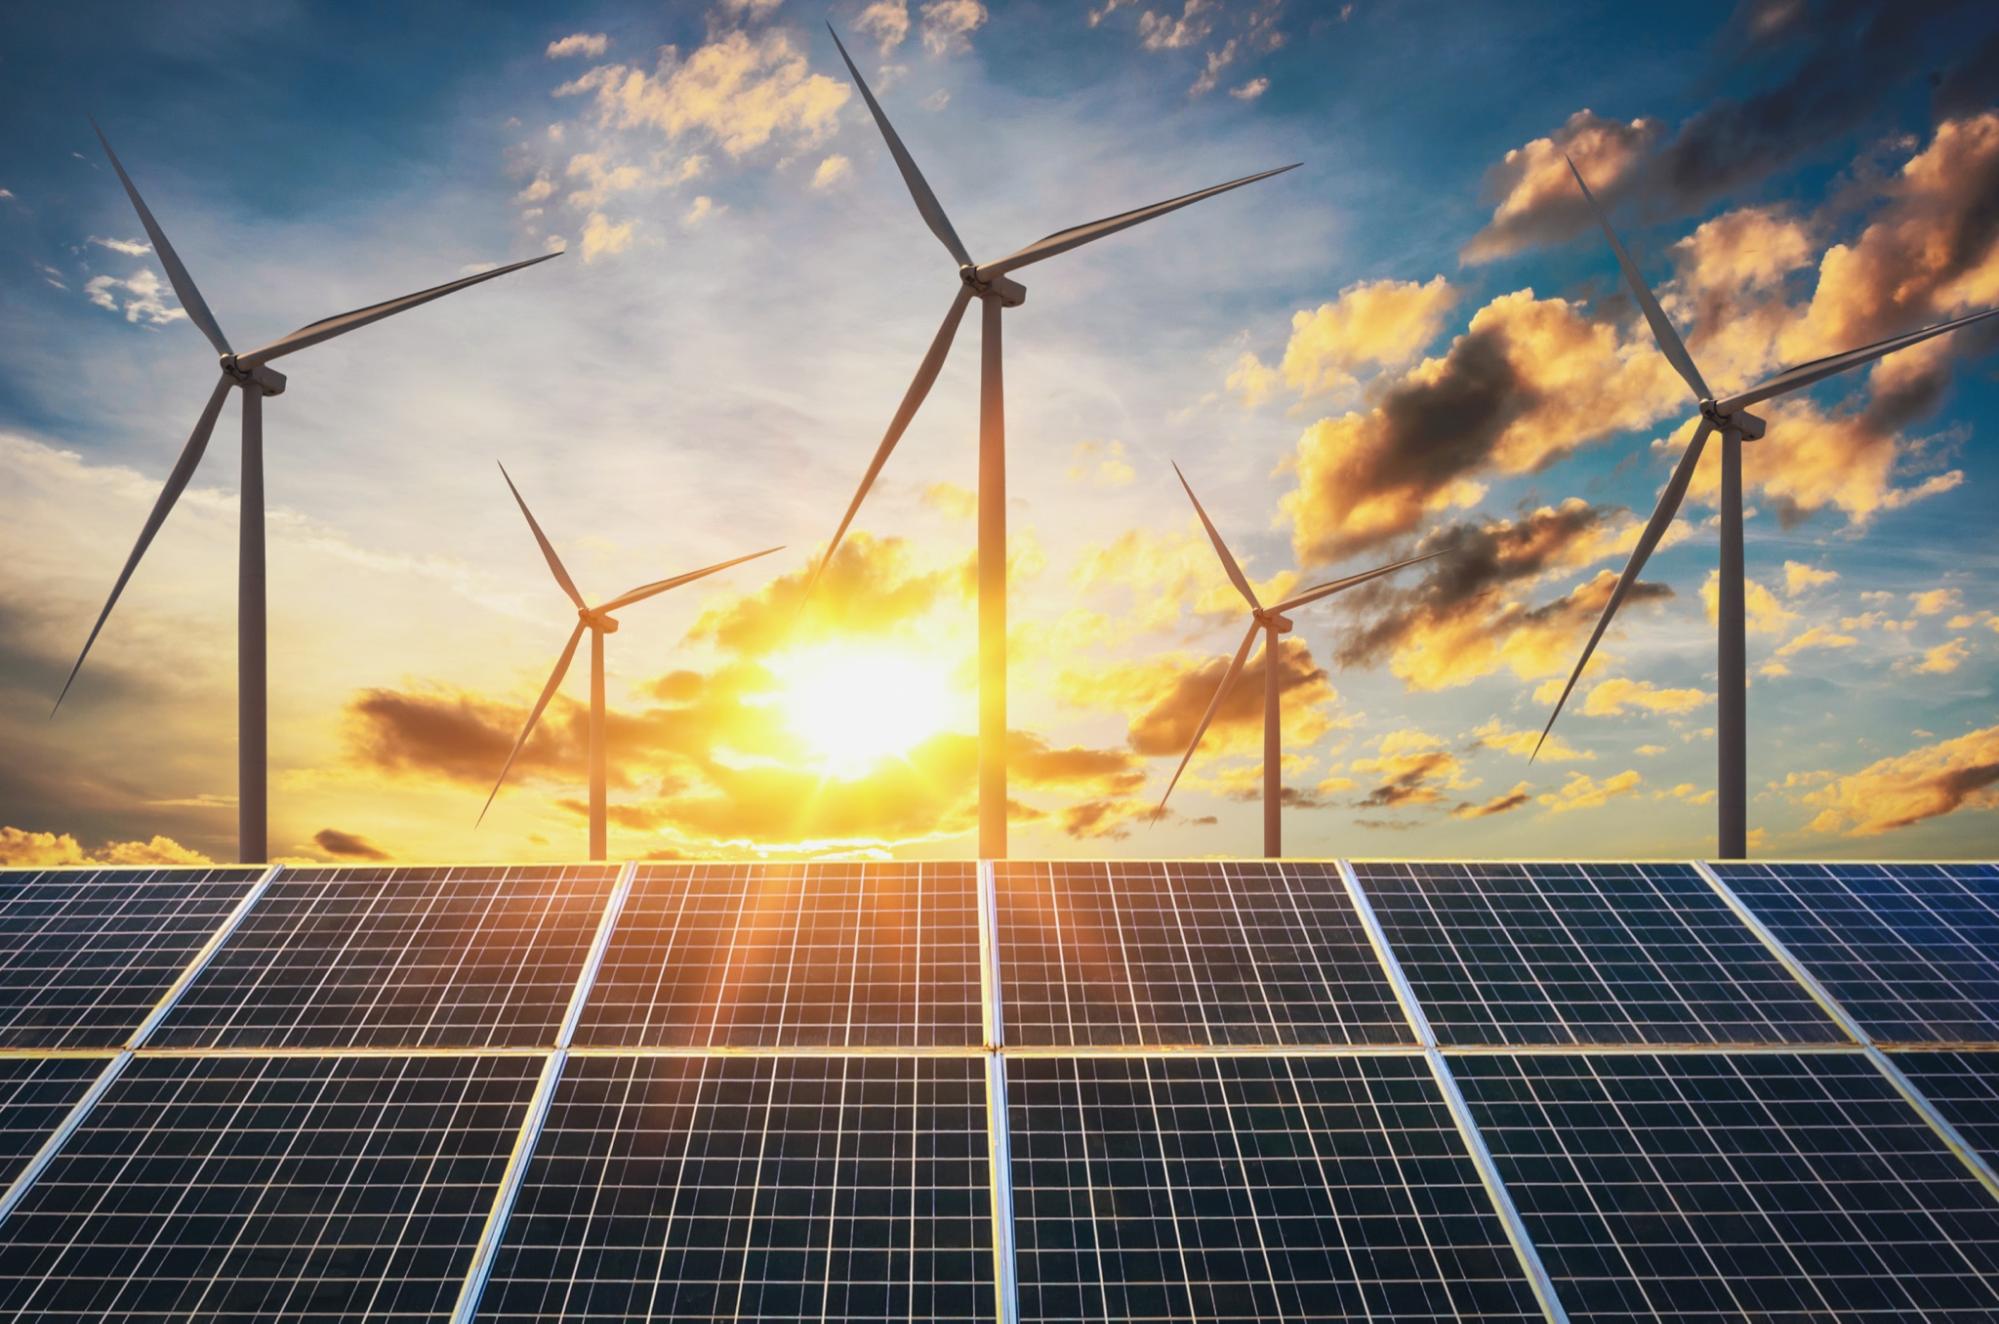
[1,0,1996,866]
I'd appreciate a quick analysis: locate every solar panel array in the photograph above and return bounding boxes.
[0,856,1993,1321]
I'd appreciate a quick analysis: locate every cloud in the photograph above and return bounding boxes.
[1230,77,1269,101]
[1581,677,1709,717]
[556,28,849,158]
[1071,523,1298,634]
[1803,725,1999,836]
[1914,638,1970,674]
[1537,769,1642,814]
[579,212,636,261]
[1470,717,1592,762]
[1225,351,1279,407]
[546,32,609,59]
[1910,588,1963,617]
[83,269,184,326]
[86,235,152,257]
[1775,623,1858,658]
[1452,781,1533,819]
[811,154,852,189]
[312,828,390,861]
[856,0,912,54]
[1124,638,1340,760]
[1066,440,1136,488]
[1332,503,1675,692]
[1276,276,1458,400]
[0,826,210,867]
[516,176,556,204]
[1782,561,1839,596]
[1280,290,1680,562]
[1350,730,1474,810]
[1137,0,1214,51]
[1463,2,1956,259]
[920,0,988,56]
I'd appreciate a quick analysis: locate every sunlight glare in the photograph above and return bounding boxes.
[770,643,958,778]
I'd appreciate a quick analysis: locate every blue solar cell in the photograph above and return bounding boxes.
[1711,862,1999,1042]
[1892,1049,1999,1174]
[0,1056,107,1188]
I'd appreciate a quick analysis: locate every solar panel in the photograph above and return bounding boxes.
[1709,862,1999,1043]
[149,864,619,1050]
[571,863,983,1048]
[995,861,1412,1047]
[1451,1050,1999,1320]
[1892,1050,1999,1174]
[1353,861,1843,1046]
[475,1054,995,1322]
[0,866,264,1049]
[0,1052,540,1320]
[0,1056,111,1188]
[1007,1053,1546,1321]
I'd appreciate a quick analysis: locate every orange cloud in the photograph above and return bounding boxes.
[0,826,211,867]
[1463,109,1662,262]
[1803,725,1999,836]
[1452,781,1534,819]
[1581,677,1710,717]
[1278,276,1458,398]
[1537,769,1643,814]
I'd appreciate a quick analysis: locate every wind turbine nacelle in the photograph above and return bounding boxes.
[962,266,1027,307]
[222,357,287,397]
[1733,409,1766,440]
[580,609,620,634]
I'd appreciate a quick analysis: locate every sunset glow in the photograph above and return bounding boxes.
[769,643,960,780]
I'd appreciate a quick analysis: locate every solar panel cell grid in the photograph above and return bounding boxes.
[1007,1054,1545,1322]
[1892,1050,1999,1175]
[1354,861,1844,1046]
[150,864,619,1050]
[1452,1050,1999,1321]
[1711,862,1999,1043]
[476,1054,995,1322]
[0,866,264,1049]
[0,1056,109,1190]
[996,861,1412,1047]
[572,863,983,1048]
[0,1052,540,1322]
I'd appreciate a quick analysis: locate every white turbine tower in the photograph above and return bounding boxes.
[1538,157,1999,859]
[481,465,780,861]
[1158,464,1440,858]
[812,24,1298,859]
[55,120,561,864]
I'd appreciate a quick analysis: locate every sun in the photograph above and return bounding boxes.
[768,642,960,779]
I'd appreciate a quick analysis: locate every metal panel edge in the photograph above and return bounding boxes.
[0,1049,131,1229]
[556,861,636,1049]
[449,1047,567,1324]
[1335,859,1433,1046]
[127,863,283,1049]
[986,1049,1019,1324]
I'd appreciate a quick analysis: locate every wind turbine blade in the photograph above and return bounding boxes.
[600,546,785,613]
[1273,549,1446,614]
[237,251,561,368]
[1533,419,1713,760]
[1172,461,1259,611]
[803,285,974,601]
[90,119,231,358]
[1718,306,1999,415]
[53,373,233,715]
[978,163,1299,280]
[1157,620,1260,813]
[1565,155,1709,404]
[478,620,585,826]
[498,463,585,611]
[826,23,972,269]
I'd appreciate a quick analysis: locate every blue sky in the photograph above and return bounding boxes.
[1,0,1996,865]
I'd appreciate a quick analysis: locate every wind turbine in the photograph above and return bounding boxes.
[55,120,561,864]
[1158,464,1440,858]
[1537,157,1999,859]
[480,465,780,861]
[812,24,1298,859]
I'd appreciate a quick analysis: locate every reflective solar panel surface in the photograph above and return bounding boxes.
[1007,1054,1545,1321]
[151,864,619,1049]
[573,863,982,1048]
[0,866,264,1049]
[1452,1050,1999,1320]
[0,1057,107,1188]
[0,1052,540,1321]
[1354,861,1843,1046]
[1892,1050,1999,1173]
[477,1054,994,1322]
[1711,861,1999,1043]
[996,861,1412,1047]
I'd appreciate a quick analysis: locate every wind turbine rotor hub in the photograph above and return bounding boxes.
[959,264,1026,307]
[579,608,620,634]
[1254,610,1294,634]
[219,355,287,397]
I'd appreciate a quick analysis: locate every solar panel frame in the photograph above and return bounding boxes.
[1890,1049,1999,1178]
[1451,1048,1999,1321]
[1708,861,1999,1044]
[1352,860,1847,1047]
[0,1056,115,1193]
[1007,1052,1548,1322]
[995,860,1415,1048]
[149,863,621,1050]
[473,1052,997,1322]
[0,865,268,1049]
[571,862,985,1049]
[0,1051,543,1321]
